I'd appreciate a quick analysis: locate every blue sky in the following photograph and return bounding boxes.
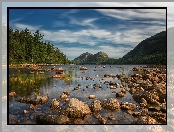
[4,3,168,60]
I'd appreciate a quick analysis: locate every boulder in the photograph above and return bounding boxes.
[60,98,91,118]
[102,98,120,111]
[50,98,59,110]
[120,102,136,111]
[90,100,102,112]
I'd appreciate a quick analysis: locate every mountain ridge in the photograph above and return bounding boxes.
[73,30,166,65]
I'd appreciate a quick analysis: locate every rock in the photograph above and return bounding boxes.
[60,93,68,100]
[108,115,115,120]
[93,83,101,88]
[110,86,116,89]
[9,92,16,97]
[121,88,127,94]
[50,98,59,110]
[140,98,148,107]
[102,98,120,111]
[29,104,35,110]
[141,108,149,116]
[129,87,136,94]
[149,112,166,124]
[116,92,124,98]
[120,102,136,111]
[74,118,84,124]
[60,98,91,118]
[94,113,107,124]
[90,100,102,112]
[63,91,70,96]
[98,117,107,124]
[16,94,49,105]
[23,110,28,114]
[80,66,88,70]
[160,102,166,112]
[36,115,70,124]
[132,116,156,124]
[88,95,96,99]
[74,87,79,90]
[132,112,141,117]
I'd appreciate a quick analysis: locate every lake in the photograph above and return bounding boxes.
[8,65,163,124]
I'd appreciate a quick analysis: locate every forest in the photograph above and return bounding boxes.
[9,27,71,65]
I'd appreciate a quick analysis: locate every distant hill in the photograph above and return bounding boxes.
[116,31,166,65]
[73,51,109,64]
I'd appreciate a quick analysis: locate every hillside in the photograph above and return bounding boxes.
[72,31,166,65]
[116,31,166,65]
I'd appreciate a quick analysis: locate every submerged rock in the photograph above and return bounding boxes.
[16,94,49,105]
[36,115,70,124]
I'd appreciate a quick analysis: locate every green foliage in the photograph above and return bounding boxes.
[9,27,70,65]
[9,73,46,93]
[116,31,166,65]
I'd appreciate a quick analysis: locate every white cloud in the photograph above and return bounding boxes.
[95,9,166,21]
[39,29,113,46]
[14,23,43,32]
[94,2,172,28]
[69,17,98,28]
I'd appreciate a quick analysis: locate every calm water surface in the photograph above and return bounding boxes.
[9,65,147,124]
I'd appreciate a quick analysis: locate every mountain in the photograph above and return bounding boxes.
[73,31,166,65]
[73,51,109,64]
[116,31,166,65]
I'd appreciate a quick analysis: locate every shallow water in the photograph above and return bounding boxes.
[8,65,151,124]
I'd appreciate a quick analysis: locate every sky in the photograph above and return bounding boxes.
[3,2,170,60]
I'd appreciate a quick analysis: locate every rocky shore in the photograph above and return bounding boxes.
[9,65,166,124]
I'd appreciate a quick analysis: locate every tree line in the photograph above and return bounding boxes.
[9,27,71,65]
